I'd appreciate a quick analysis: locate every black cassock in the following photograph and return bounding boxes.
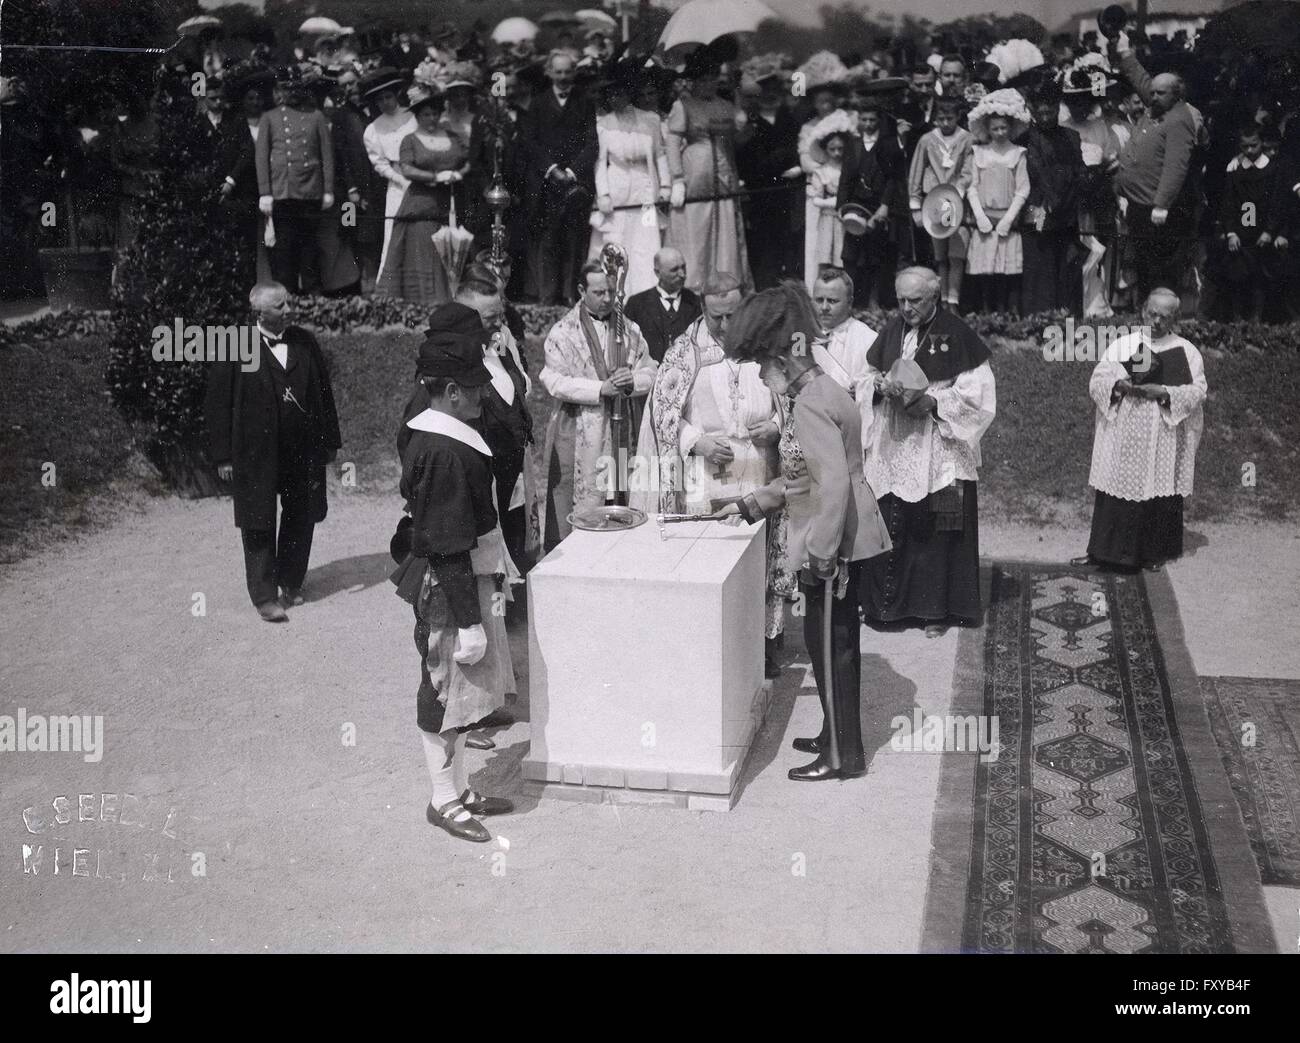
[859,309,991,625]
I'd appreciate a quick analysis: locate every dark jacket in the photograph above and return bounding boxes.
[1023,123,1087,231]
[517,88,598,230]
[624,286,701,364]
[217,116,259,201]
[836,132,906,216]
[329,104,370,200]
[255,104,335,200]
[206,325,342,530]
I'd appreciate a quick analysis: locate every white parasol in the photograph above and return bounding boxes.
[178,15,222,37]
[659,0,778,52]
[491,17,540,45]
[298,17,343,36]
[576,9,618,35]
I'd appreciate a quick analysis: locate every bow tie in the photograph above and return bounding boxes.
[556,90,571,102]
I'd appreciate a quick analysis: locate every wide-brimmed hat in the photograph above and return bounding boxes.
[681,48,722,81]
[601,58,644,97]
[438,60,482,91]
[224,64,275,100]
[987,39,1045,88]
[807,108,856,163]
[840,203,871,236]
[967,87,1031,138]
[359,65,406,100]
[406,83,443,111]
[862,76,909,96]
[921,184,966,239]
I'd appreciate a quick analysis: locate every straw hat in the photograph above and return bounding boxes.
[921,184,966,240]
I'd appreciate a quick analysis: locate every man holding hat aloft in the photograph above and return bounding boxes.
[392,302,517,843]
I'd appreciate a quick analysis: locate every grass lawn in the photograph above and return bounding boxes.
[2,323,1297,561]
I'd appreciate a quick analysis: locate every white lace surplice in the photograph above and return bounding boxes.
[1088,333,1206,501]
[862,328,996,503]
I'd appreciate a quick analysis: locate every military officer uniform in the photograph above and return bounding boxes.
[255,72,335,294]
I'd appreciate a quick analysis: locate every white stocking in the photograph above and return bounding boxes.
[452,731,470,797]
[420,730,470,821]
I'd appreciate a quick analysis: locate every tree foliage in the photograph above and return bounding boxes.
[105,53,251,484]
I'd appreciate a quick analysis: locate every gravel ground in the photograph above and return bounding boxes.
[1,493,1295,952]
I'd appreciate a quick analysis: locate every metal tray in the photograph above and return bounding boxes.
[566,505,648,532]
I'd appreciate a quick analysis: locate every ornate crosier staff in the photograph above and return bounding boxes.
[601,242,631,506]
[483,88,512,274]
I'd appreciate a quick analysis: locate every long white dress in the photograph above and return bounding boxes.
[589,108,670,296]
[363,110,417,276]
[807,163,844,277]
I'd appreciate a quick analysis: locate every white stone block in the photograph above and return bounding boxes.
[527,520,766,797]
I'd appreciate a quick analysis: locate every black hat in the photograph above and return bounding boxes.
[682,48,722,81]
[275,64,304,87]
[359,65,406,100]
[224,64,275,100]
[514,61,548,93]
[416,303,492,385]
[602,58,644,96]
[862,76,909,96]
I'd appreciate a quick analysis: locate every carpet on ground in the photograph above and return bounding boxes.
[1203,676,1300,888]
[938,563,1273,953]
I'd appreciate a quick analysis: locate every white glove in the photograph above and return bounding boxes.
[453,624,487,666]
[670,181,686,209]
[258,194,273,216]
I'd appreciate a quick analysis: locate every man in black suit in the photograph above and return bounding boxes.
[517,50,598,304]
[836,99,906,308]
[217,67,273,287]
[623,247,701,364]
[206,282,342,622]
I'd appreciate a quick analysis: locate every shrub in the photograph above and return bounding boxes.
[104,56,254,490]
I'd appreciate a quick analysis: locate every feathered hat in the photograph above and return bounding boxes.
[438,60,483,91]
[797,50,848,91]
[986,39,1047,90]
[805,108,856,164]
[967,87,1031,138]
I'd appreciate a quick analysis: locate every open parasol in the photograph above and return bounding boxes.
[433,197,476,298]
[299,16,343,36]
[491,17,540,45]
[659,0,778,53]
[539,11,582,29]
[178,15,222,37]
[576,9,618,35]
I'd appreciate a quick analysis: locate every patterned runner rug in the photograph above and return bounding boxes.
[955,563,1264,953]
[1203,676,1300,887]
